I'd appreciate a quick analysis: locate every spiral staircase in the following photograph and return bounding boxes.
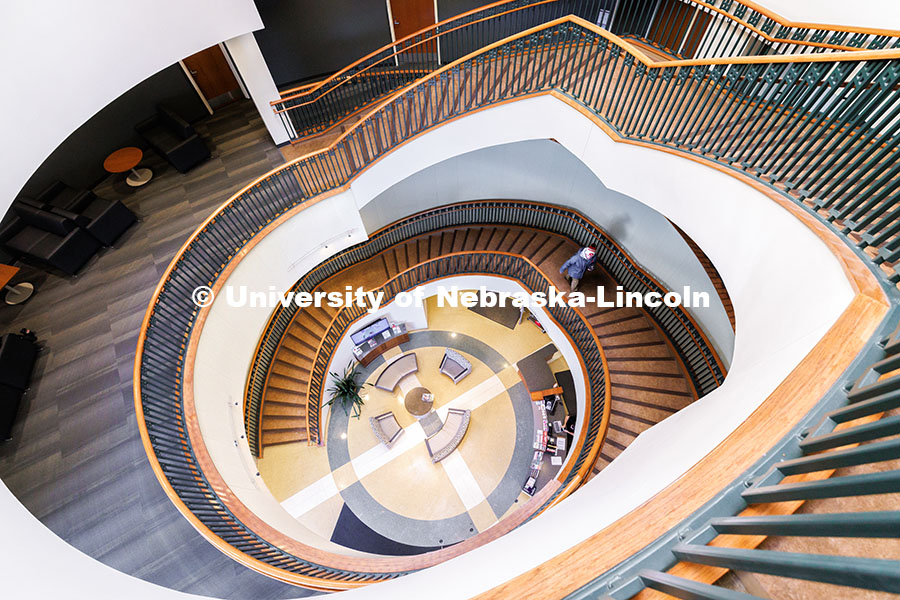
[134,0,900,597]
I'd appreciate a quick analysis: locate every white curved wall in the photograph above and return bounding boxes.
[757,0,900,29]
[0,0,263,210]
[360,139,736,367]
[194,94,853,598]
[334,94,854,599]
[2,0,890,592]
[193,192,369,555]
[1,93,856,599]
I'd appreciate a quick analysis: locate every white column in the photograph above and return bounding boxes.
[223,33,291,145]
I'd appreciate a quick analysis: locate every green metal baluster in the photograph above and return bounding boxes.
[686,64,744,155]
[620,60,656,136]
[738,63,812,173]
[788,62,884,199]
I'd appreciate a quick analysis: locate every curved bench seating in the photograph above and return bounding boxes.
[369,411,403,448]
[426,408,470,463]
[374,352,418,391]
[439,348,471,384]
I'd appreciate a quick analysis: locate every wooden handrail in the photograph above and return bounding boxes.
[273,0,561,112]
[274,15,900,166]
[274,0,559,103]
[469,97,889,600]
[136,11,895,590]
[252,201,726,446]
[735,0,900,37]
[297,249,611,481]
[272,0,900,110]
[674,0,892,54]
[179,251,609,581]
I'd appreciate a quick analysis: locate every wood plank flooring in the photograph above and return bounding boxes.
[0,101,316,599]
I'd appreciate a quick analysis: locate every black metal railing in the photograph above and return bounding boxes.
[137,13,900,590]
[245,200,725,455]
[272,0,900,142]
[273,0,612,141]
[569,306,900,599]
[306,251,607,504]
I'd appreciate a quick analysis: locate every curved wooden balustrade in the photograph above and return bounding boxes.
[136,13,900,593]
[184,251,610,588]
[271,0,900,143]
[249,222,700,487]
[670,221,735,331]
[247,200,725,454]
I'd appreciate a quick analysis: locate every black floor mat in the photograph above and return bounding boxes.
[555,369,577,417]
[330,504,443,556]
[468,303,520,329]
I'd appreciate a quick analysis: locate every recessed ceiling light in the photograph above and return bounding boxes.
[451,332,457,338]
[340,432,347,440]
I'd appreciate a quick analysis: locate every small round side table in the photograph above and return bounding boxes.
[104,147,152,187]
[404,387,434,417]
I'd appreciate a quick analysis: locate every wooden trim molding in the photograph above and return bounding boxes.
[135,17,890,588]
[275,0,900,105]
[470,97,889,600]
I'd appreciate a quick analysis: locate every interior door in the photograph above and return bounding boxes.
[389,0,437,42]
[182,45,241,109]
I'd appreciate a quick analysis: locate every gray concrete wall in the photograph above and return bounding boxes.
[359,139,735,366]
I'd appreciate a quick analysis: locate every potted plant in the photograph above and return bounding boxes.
[325,362,368,419]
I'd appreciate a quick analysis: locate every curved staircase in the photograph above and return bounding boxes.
[259,305,337,448]
[258,224,697,470]
[134,2,900,594]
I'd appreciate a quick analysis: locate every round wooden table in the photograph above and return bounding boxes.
[0,264,33,306]
[404,387,434,417]
[104,147,152,187]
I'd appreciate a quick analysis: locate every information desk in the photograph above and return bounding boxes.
[523,391,569,496]
[353,323,409,367]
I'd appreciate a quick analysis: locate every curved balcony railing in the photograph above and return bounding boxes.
[272,0,900,142]
[610,0,900,59]
[137,13,900,592]
[567,302,900,598]
[272,0,602,141]
[140,249,607,588]
[245,200,726,453]
[305,250,608,511]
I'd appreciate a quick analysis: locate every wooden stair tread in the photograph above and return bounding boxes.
[254,223,698,465]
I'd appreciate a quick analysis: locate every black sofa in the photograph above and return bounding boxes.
[0,202,101,276]
[136,104,210,173]
[35,180,95,212]
[0,333,38,441]
[36,182,137,246]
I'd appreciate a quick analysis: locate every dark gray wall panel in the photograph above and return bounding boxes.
[253,0,392,88]
[19,64,206,197]
[438,0,490,20]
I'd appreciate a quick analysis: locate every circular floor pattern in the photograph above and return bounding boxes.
[326,330,535,551]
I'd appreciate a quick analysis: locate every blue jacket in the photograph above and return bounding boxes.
[560,251,596,280]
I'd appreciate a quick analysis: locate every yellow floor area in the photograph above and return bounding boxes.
[425,300,552,365]
[257,295,568,546]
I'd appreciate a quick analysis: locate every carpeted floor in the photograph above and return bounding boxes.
[330,504,444,555]
[0,101,314,599]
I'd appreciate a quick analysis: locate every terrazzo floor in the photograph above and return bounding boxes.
[257,298,572,554]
